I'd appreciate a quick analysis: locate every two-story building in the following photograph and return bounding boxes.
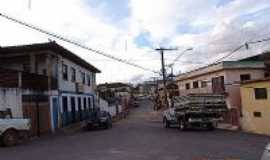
[0,42,100,135]
[176,59,269,128]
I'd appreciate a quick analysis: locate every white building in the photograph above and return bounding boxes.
[0,42,100,135]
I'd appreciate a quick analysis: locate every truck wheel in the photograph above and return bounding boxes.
[109,122,112,128]
[2,129,18,147]
[163,118,170,128]
[207,123,214,131]
[86,124,93,131]
[105,122,111,129]
[179,120,186,131]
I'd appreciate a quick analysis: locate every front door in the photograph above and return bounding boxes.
[62,96,68,126]
[52,98,59,130]
[78,97,82,121]
[71,97,76,123]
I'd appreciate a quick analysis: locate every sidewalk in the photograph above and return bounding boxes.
[57,121,84,135]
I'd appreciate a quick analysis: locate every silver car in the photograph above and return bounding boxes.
[261,143,270,160]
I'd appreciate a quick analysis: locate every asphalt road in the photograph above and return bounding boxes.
[1,99,270,160]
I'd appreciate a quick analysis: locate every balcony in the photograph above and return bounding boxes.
[0,68,57,90]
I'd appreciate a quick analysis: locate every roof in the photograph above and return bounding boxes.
[241,77,270,85]
[0,42,101,73]
[177,61,265,81]
[239,51,270,61]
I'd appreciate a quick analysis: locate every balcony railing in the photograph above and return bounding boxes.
[0,68,57,90]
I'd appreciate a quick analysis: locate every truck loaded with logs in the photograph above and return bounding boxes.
[163,94,227,130]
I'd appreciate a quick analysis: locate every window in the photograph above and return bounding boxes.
[87,74,91,86]
[201,81,207,88]
[62,64,68,81]
[193,81,199,88]
[254,88,267,99]
[185,83,190,90]
[240,74,251,81]
[265,72,270,78]
[212,76,225,94]
[253,112,262,118]
[81,72,85,84]
[71,67,76,82]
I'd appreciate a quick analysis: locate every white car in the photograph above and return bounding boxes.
[261,143,270,160]
[0,111,31,146]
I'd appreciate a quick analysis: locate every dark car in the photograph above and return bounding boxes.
[84,110,112,130]
[133,101,139,108]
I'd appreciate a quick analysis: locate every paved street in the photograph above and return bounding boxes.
[1,100,270,160]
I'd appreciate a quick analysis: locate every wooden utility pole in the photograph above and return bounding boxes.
[155,47,177,108]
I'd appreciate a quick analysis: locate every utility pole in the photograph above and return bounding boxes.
[155,47,178,108]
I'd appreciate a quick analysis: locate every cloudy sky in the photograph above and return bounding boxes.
[1,0,270,84]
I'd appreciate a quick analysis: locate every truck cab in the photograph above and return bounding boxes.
[0,109,31,146]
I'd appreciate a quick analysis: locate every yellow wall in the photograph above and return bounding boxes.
[240,81,270,135]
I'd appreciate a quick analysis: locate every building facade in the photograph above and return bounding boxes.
[240,78,270,135]
[176,61,269,127]
[0,42,100,135]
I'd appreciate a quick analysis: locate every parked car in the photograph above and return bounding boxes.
[0,109,31,146]
[133,101,139,108]
[84,110,112,130]
[261,143,270,160]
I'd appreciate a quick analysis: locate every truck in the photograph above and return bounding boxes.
[163,94,227,130]
[0,109,31,146]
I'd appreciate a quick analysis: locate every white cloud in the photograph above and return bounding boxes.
[0,0,270,83]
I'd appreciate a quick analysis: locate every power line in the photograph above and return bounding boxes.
[212,44,245,64]
[0,12,158,73]
[213,36,270,64]
[248,37,270,45]
[167,48,193,67]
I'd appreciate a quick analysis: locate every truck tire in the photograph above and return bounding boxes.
[105,121,112,129]
[163,118,170,128]
[207,123,214,131]
[179,120,186,131]
[2,129,18,147]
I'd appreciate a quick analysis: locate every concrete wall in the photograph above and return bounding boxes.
[0,88,22,118]
[240,81,270,135]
